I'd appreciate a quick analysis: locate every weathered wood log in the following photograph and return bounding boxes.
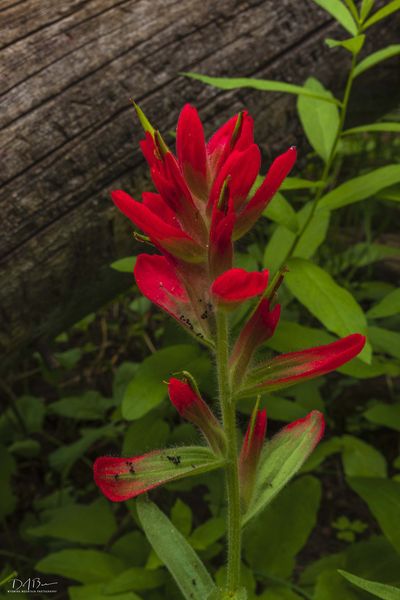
[1,0,399,361]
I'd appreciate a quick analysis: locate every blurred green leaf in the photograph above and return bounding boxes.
[110,257,137,273]
[36,549,126,583]
[189,517,226,550]
[49,391,114,420]
[348,478,400,554]
[123,415,169,455]
[279,177,324,190]
[363,1,400,29]
[244,476,321,578]
[104,567,166,593]
[314,571,359,599]
[309,0,358,34]
[28,498,117,545]
[325,35,365,55]
[8,439,41,458]
[49,424,115,473]
[137,497,216,600]
[55,348,82,369]
[331,243,400,273]
[14,396,45,434]
[260,396,307,422]
[341,435,387,478]
[111,531,150,566]
[364,403,400,432]
[354,44,400,77]
[338,570,400,599]
[182,73,341,103]
[367,289,400,319]
[263,193,298,233]
[360,0,375,21]
[297,77,340,162]
[318,165,400,210]
[285,258,370,361]
[343,122,400,135]
[122,345,210,420]
[171,498,192,537]
[69,584,140,600]
[368,326,400,359]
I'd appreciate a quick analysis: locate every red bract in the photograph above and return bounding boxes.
[211,268,269,307]
[239,333,366,397]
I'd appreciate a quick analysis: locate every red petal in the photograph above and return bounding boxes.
[176,104,207,178]
[142,192,178,227]
[207,112,254,180]
[234,146,297,238]
[94,454,158,502]
[211,268,269,304]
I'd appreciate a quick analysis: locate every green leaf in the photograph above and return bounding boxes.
[363,1,400,29]
[318,165,400,210]
[348,478,400,554]
[243,414,324,525]
[171,498,193,537]
[314,571,359,600]
[49,425,115,473]
[104,567,166,593]
[364,403,400,432]
[326,35,365,54]
[137,497,216,600]
[279,177,325,190]
[360,0,375,22]
[189,517,226,550]
[331,243,400,273]
[69,584,140,600]
[182,73,341,104]
[297,77,340,162]
[301,437,343,473]
[367,289,400,319]
[354,45,400,77]
[244,476,321,578]
[123,415,169,456]
[343,122,400,135]
[122,345,209,420]
[36,550,126,583]
[343,0,360,22]
[260,396,308,422]
[310,0,358,34]
[49,391,114,420]
[341,435,387,478]
[368,326,400,360]
[263,192,298,232]
[110,531,149,565]
[110,256,137,273]
[285,258,370,361]
[27,499,117,545]
[339,570,400,599]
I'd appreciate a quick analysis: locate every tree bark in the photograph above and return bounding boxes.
[1,0,399,360]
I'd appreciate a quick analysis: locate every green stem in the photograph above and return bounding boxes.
[281,49,359,266]
[216,311,241,592]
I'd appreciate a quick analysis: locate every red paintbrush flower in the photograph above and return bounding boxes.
[211,268,269,308]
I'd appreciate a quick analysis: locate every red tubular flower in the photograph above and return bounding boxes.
[211,268,269,308]
[134,254,211,344]
[234,146,297,239]
[239,334,366,397]
[112,190,205,263]
[168,377,226,454]
[231,300,281,383]
[176,104,208,198]
[239,406,267,508]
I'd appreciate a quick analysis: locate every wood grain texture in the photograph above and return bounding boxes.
[1,0,399,358]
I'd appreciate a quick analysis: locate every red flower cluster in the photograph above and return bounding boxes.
[94,104,365,503]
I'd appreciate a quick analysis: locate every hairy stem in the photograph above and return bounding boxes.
[216,311,241,592]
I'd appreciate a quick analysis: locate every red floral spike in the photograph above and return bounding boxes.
[168,377,226,454]
[211,268,269,308]
[239,334,366,397]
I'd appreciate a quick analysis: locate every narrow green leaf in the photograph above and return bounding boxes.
[36,550,126,584]
[338,570,400,600]
[182,73,341,104]
[263,192,298,232]
[360,0,375,22]
[354,45,400,77]
[280,177,324,190]
[110,256,137,273]
[343,0,360,23]
[363,1,400,29]
[310,0,358,34]
[137,497,216,600]
[285,258,370,361]
[326,35,365,54]
[330,243,400,273]
[343,122,400,135]
[348,478,400,554]
[297,77,340,162]
[364,402,400,432]
[368,326,400,360]
[367,288,400,319]
[242,412,324,525]
[318,165,400,210]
